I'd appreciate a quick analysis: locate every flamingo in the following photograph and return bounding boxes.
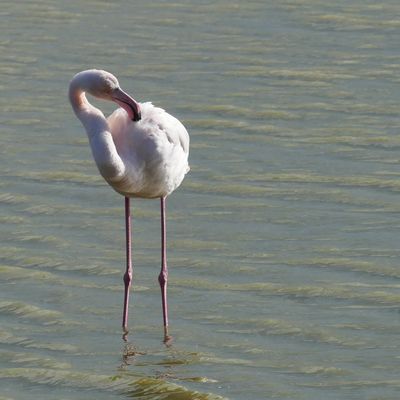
[69,69,189,341]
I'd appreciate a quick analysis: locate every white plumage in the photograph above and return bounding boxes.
[107,102,190,198]
[69,69,189,198]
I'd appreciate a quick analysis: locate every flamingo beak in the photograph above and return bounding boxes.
[112,88,141,122]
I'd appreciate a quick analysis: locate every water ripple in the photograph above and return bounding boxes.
[0,300,63,325]
[0,368,226,400]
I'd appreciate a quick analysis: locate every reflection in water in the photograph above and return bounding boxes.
[120,341,146,370]
[118,339,222,400]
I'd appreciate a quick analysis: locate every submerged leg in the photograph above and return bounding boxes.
[158,196,170,341]
[122,197,133,333]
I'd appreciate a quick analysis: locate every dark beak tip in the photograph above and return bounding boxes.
[132,111,142,122]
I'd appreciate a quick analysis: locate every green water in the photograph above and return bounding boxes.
[2,1,400,399]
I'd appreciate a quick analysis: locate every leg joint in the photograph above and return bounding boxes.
[124,270,133,286]
[158,270,168,286]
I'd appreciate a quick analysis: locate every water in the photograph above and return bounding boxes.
[2,0,400,399]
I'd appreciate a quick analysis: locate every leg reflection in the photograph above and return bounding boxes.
[120,336,145,369]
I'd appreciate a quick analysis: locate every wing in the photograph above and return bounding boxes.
[106,102,189,198]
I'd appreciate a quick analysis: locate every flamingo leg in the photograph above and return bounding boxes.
[122,196,133,333]
[158,196,170,340]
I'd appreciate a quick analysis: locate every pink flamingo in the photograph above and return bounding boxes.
[69,69,190,340]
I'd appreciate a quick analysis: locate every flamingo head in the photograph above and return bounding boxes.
[77,69,141,122]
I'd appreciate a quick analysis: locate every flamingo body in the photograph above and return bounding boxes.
[106,103,189,198]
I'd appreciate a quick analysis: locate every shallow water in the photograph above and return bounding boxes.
[2,0,400,399]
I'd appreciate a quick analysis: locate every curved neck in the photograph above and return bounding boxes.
[69,76,125,181]
[69,75,108,137]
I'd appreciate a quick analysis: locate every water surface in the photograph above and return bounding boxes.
[2,1,400,399]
